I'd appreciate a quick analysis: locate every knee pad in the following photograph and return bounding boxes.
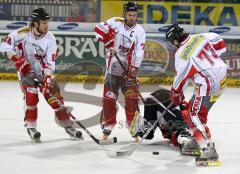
[23,86,39,106]
[22,86,39,122]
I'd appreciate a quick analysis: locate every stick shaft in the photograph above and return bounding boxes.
[32,72,117,145]
[113,52,146,104]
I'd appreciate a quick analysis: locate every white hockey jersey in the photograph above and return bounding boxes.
[94,17,146,76]
[0,26,58,76]
[173,32,227,96]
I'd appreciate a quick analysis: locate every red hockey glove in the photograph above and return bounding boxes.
[123,65,139,80]
[170,88,185,105]
[11,55,30,76]
[42,75,52,95]
[102,27,115,49]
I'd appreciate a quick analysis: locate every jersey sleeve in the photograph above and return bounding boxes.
[132,28,146,68]
[45,36,58,73]
[0,30,18,59]
[172,56,198,92]
[202,33,226,57]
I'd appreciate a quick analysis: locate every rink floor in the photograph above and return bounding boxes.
[0,81,239,174]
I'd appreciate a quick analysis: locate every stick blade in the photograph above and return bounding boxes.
[98,137,117,145]
[106,149,132,158]
[106,146,135,158]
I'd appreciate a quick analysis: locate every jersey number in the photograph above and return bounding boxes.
[197,42,218,65]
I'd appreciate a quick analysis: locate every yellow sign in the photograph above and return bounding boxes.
[142,40,169,75]
[101,1,240,26]
[1,73,240,87]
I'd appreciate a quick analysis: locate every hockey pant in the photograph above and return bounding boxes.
[19,74,71,128]
[101,74,139,133]
[182,95,219,149]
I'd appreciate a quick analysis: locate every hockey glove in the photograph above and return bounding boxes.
[11,55,30,76]
[170,88,185,105]
[123,65,139,80]
[179,100,189,111]
[102,27,115,49]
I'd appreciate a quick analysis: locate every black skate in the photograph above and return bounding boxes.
[195,143,222,166]
[27,128,41,143]
[180,137,200,156]
[65,126,83,140]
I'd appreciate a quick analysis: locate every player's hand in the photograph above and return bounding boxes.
[102,27,115,49]
[170,88,185,105]
[11,55,30,76]
[123,65,139,80]
[179,100,189,111]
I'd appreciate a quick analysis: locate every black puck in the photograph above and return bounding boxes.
[152,151,159,155]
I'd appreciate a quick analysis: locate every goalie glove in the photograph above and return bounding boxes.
[11,55,30,76]
[170,88,185,105]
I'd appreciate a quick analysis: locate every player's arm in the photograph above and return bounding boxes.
[0,31,17,59]
[42,36,58,94]
[124,29,146,80]
[171,57,197,105]
[131,29,146,75]
[0,31,30,75]
[202,33,227,57]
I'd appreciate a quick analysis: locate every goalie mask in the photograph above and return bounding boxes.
[166,24,189,46]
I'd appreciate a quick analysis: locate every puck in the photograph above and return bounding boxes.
[152,151,159,155]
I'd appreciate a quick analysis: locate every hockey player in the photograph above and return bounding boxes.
[130,88,200,156]
[166,24,227,166]
[0,8,83,142]
[94,1,146,141]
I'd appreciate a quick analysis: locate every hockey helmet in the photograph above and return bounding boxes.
[166,24,188,45]
[31,8,50,23]
[124,1,138,12]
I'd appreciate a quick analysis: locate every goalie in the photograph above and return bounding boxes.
[130,88,200,156]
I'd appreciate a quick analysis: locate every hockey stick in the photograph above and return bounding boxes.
[148,94,176,118]
[107,102,173,157]
[31,72,117,145]
[113,52,146,104]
